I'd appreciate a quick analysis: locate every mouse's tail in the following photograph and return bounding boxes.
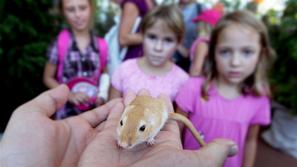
[169,113,206,147]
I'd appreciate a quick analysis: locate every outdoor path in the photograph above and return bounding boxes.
[255,137,297,167]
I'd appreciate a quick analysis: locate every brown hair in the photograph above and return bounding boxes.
[140,5,184,43]
[57,0,96,28]
[202,10,276,99]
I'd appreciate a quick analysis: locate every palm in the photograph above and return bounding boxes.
[1,86,236,167]
[37,101,120,166]
[78,91,187,167]
[78,107,184,167]
[49,117,98,166]
[0,86,118,167]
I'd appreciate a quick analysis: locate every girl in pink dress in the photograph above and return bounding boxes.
[109,5,189,101]
[175,10,276,167]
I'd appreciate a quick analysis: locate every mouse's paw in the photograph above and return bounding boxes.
[147,138,155,145]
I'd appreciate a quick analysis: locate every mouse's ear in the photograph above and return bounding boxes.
[124,90,136,106]
[157,94,174,113]
[138,89,150,96]
[124,89,151,106]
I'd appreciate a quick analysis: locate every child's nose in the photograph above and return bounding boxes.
[231,54,241,66]
[154,40,163,52]
[74,8,82,17]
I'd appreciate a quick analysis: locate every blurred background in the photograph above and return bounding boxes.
[0,0,296,165]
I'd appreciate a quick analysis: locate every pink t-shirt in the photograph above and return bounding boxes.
[175,77,271,167]
[112,58,189,101]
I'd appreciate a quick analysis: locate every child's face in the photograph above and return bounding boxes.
[63,0,92,32]
[215,24,261,85]
[143,20,178,67]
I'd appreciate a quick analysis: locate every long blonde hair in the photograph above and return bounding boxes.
[140,5,185,43]
[202,10,276,99]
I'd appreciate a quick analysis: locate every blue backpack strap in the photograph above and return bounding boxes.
[89,37,108,83]
[57,29,71,83]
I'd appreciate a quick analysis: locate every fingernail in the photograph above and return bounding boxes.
[229,145,238,156]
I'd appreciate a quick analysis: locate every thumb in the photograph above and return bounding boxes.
[16,85,69,117]
[196,139,238,167]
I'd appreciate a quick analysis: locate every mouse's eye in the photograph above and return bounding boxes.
[120,120,123,126]
[139,125,146,132]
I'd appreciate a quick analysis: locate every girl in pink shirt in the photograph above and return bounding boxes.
[175,10,276,167]
[109,5,189,101]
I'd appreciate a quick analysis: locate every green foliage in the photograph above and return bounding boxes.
[0,0,59,130]
[0,0,111,130]
[95,2,119,36]
[220,0,242,12]
[266,0,297,114]
[161,0,176,5]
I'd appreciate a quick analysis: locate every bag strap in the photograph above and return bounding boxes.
[97,38,108,73]
[91,37,108,83]
[57,29,70,83]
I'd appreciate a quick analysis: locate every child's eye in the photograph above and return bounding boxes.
[79,5,87,11]
[242,49,254,57]
[218,48,231,57]
[147,34,157,40]
[164,37,174,43]
[66,7,75,13]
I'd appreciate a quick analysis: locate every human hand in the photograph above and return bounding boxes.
[0,85,121,167]
[0,87,237,167]
[95,97,105,106]
[69,91,90,105]
[78,91,238,167]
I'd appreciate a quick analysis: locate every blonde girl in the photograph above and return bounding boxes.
[176,10,275,167]
[43,0,109,119]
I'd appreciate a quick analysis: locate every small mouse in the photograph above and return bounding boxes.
[117,95,206,149]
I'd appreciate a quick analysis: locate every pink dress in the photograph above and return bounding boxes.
[111,58,189,101]
[175,77,271,167]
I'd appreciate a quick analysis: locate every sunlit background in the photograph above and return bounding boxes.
[94,0,288,27]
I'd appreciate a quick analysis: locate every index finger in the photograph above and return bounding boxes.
[202,139,238,157]
[102,102,125,137]
[16,85,69,117]
[192,139,238,167]
[78,98,122,127]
